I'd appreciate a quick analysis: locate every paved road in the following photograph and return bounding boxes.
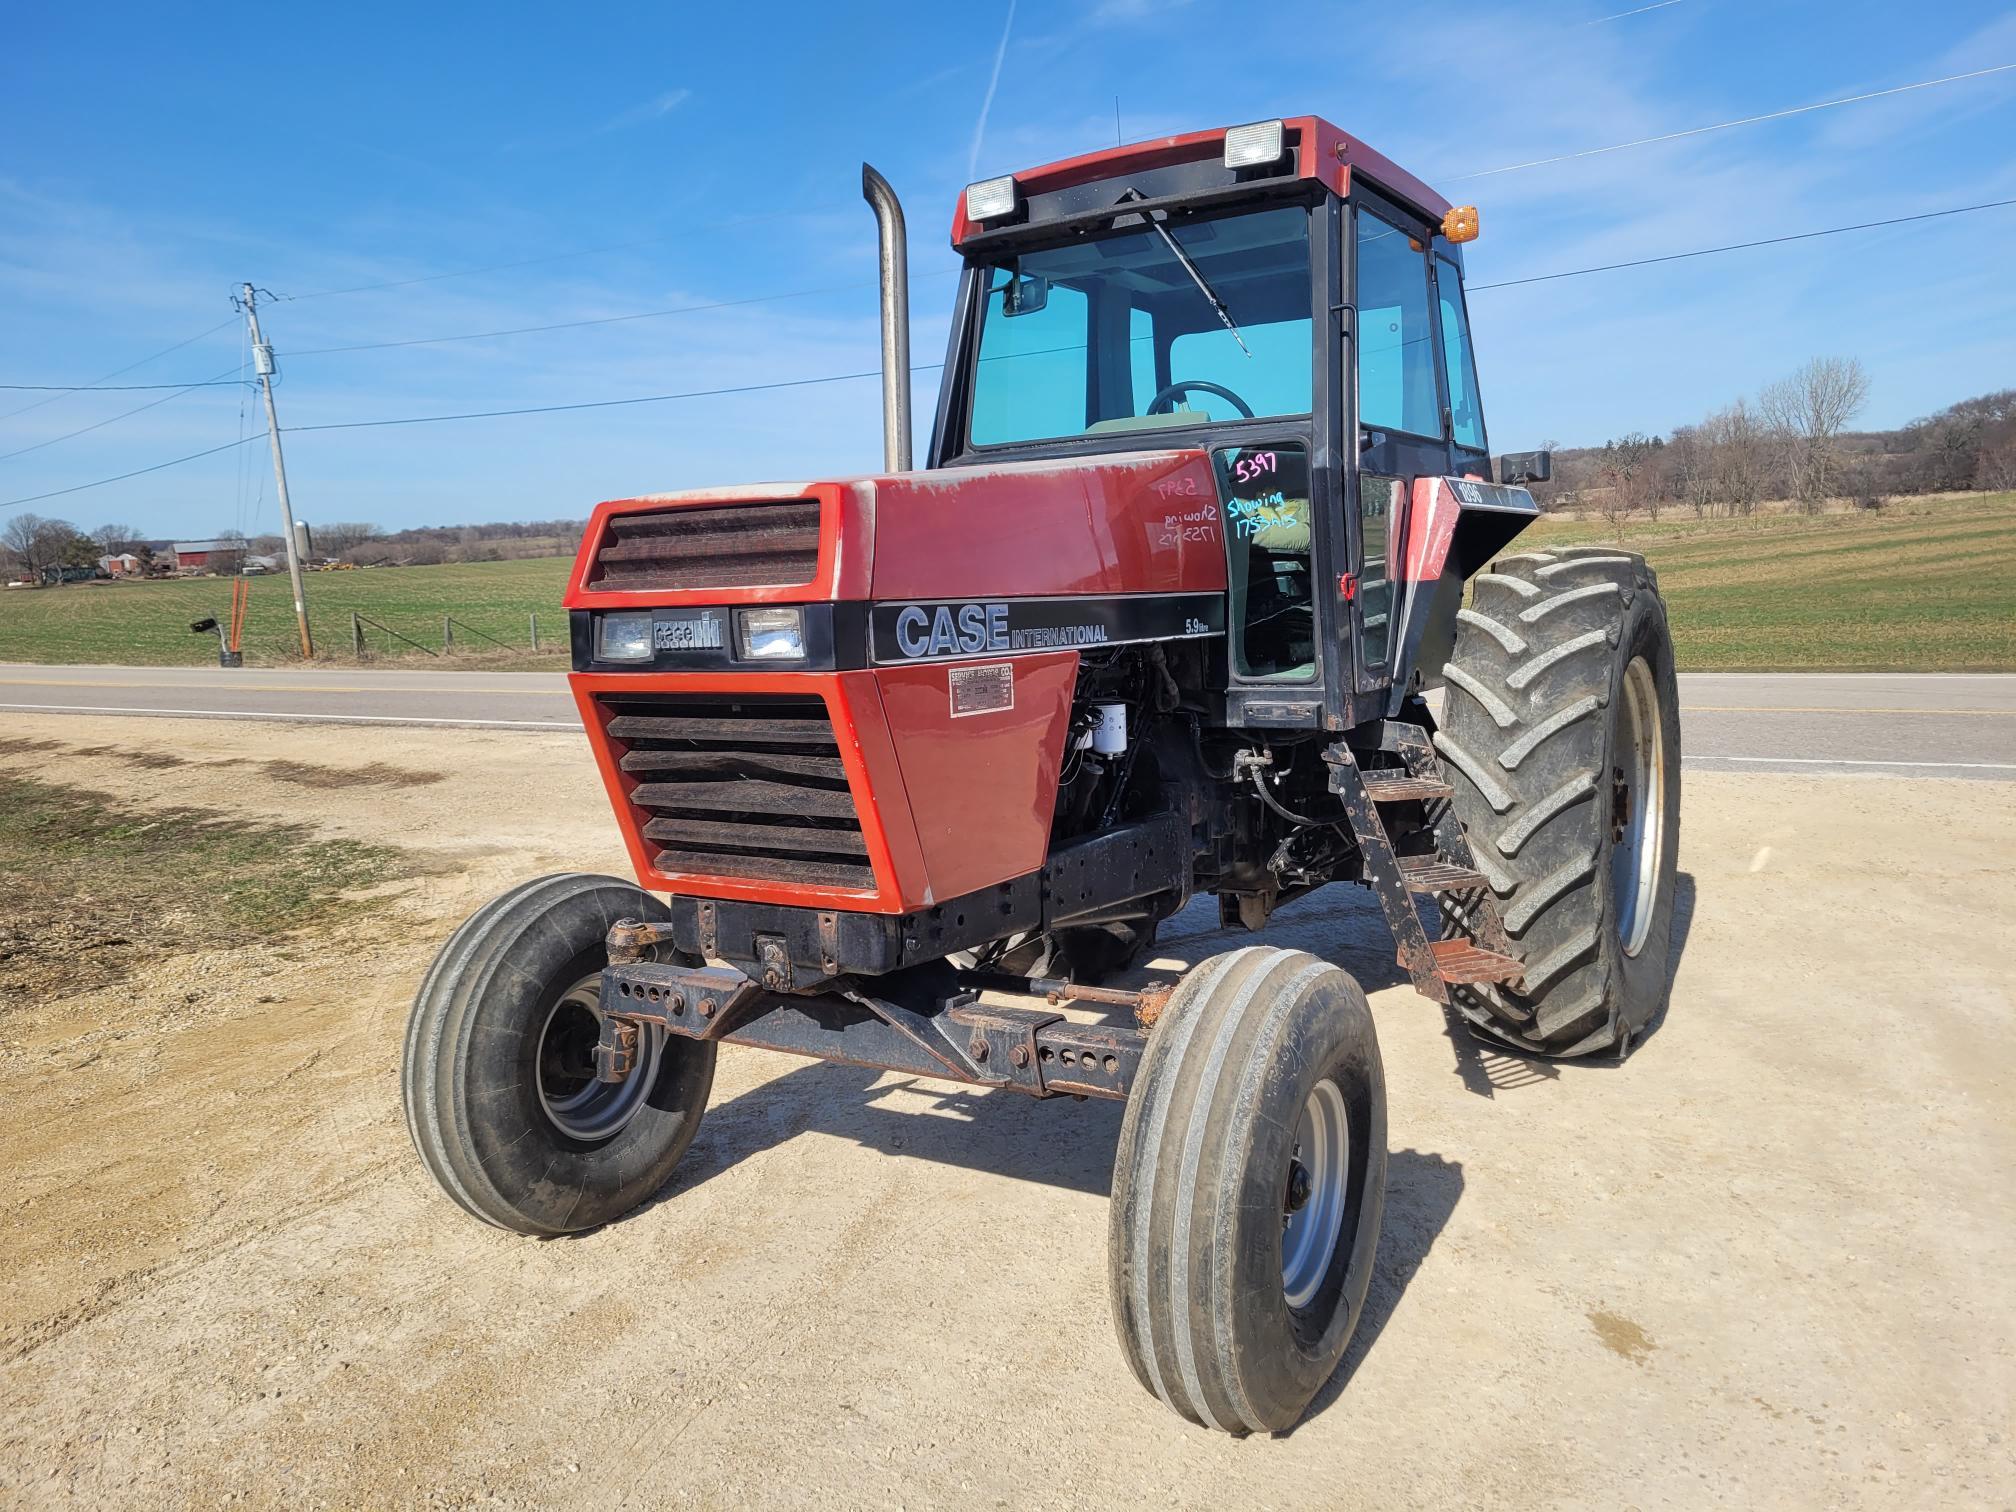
[3,663,2013,779]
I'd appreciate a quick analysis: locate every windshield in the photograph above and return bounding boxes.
[966,205,1313,448]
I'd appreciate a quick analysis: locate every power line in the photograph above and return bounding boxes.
[1451,63,2016,181]
[12,196,2014,509]
[0,379,249,392]
[0,316,239,422]
[1466,197,2016,289]
[289,279,891,357]
[26,66,2003,387]
[287,269,961,359]
[0,437,256,508]
[287,366,900,432]
[0,365,246,464]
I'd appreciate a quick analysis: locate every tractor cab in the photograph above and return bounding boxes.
[927,116,1528,731]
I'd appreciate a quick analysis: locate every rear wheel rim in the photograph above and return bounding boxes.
[1610,655,1666,957]
[1281,1078,1350,1310]
[535,974,659,1142]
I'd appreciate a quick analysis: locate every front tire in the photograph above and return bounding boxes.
[1109,947,1386,1433]
[1436,546,1682,1056]
[401,873,716,1236]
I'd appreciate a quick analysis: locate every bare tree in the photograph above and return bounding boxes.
[1667,426,1716,518]
[1596,433,1657,536]
[8,516,96,581]
[91,522,140,557]
[2,512,49,578]
[317,521,382,558]
[1700,400,1768,517]
[1980,441,2016,493]
[1759,356,1870,511]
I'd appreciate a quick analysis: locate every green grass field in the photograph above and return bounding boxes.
[1522,491,2016,671]
[0,556,573,667]
[2,491,2011,671]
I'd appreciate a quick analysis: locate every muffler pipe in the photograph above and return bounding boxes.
[861,163,912,472]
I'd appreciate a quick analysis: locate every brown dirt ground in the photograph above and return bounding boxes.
[0,713,2012,1509]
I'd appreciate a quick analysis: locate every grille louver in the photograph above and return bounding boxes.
[587,501,820,592]
[599,693,873,891]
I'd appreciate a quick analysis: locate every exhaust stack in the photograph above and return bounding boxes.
[861,163,912,472]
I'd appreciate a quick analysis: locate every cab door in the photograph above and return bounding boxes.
[1348,192,1452,698]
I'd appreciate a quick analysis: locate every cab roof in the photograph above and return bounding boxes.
[951,115,1454,247]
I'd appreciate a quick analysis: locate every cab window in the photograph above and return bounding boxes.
[1436,257,1485,451]
[1355,209,1439,439]
[970,274,1090,444]
[1165,318,1313,422]
[966,206,1313,447]
[1216,442,1315,682]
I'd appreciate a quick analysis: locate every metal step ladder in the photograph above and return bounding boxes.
[1325,723,1523,1004]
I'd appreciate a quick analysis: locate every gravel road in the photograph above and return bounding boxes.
[1,713,2011,1509]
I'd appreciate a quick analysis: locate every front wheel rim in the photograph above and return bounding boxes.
[1610,655,1666,957]
[535,974,659,1142]
[1281,1079,1350,1310]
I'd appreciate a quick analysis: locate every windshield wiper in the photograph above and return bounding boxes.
[1118,190,1250,357]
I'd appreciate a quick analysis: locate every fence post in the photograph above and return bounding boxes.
[529,612,539,652]
[352,611,365,660]
[443,615,453,653]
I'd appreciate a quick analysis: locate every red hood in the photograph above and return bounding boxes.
[564,450,1230,610]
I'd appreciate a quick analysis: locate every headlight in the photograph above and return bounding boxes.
[735,606,806,661]
[964,175,1018,222]
[1223,119,1285,169]
[597,611,655,662]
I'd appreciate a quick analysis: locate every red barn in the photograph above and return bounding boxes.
[172,540,234,571]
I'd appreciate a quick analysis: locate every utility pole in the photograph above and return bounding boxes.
[239,283,314,658]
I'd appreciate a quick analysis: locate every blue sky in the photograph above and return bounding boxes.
[3,0,2013,538]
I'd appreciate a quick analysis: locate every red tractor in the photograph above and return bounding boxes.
[403,116,1680,1433]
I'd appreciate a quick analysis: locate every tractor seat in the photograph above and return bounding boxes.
[1242,495,1311,551]
[1085,407,1209,435]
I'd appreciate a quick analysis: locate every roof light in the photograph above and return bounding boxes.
[1442,205,1480,244]
[964,175,1018,222]
[1224,119,1286,169]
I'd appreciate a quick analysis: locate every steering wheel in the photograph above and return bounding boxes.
[1146,379,1255,420]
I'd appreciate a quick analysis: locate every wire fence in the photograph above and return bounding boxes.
[344,610,555,662]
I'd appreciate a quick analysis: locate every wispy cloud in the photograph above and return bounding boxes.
[1583,0,1687,23]
[600,88,692,134]
[967,0,1017,181]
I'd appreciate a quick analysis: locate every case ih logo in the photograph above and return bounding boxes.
[892,602,1012,659]
[871,594,1223,664]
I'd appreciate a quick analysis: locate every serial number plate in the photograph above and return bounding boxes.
[949,662,1014,717]
[654,612,725,651]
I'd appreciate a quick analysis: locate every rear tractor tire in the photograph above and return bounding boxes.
[401,873,716,1236]
[1109,947,1387,1433]
[1437,546,1682,1057]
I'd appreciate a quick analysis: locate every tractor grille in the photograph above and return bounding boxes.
[586,501,821,592]
[598,692,873,891]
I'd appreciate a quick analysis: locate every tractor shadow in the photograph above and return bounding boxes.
[1436,869,1697,1098]
[631,1050,1461,1429]
[640,1055,1126,1207]
[1147,871,1698,1100]
[1291,1147,1465,1433]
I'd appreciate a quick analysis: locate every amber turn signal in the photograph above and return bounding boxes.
[1442,205,1480,243]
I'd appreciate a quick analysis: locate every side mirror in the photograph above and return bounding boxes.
[1495,450,1551,485]
[1003,272,1049,317]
